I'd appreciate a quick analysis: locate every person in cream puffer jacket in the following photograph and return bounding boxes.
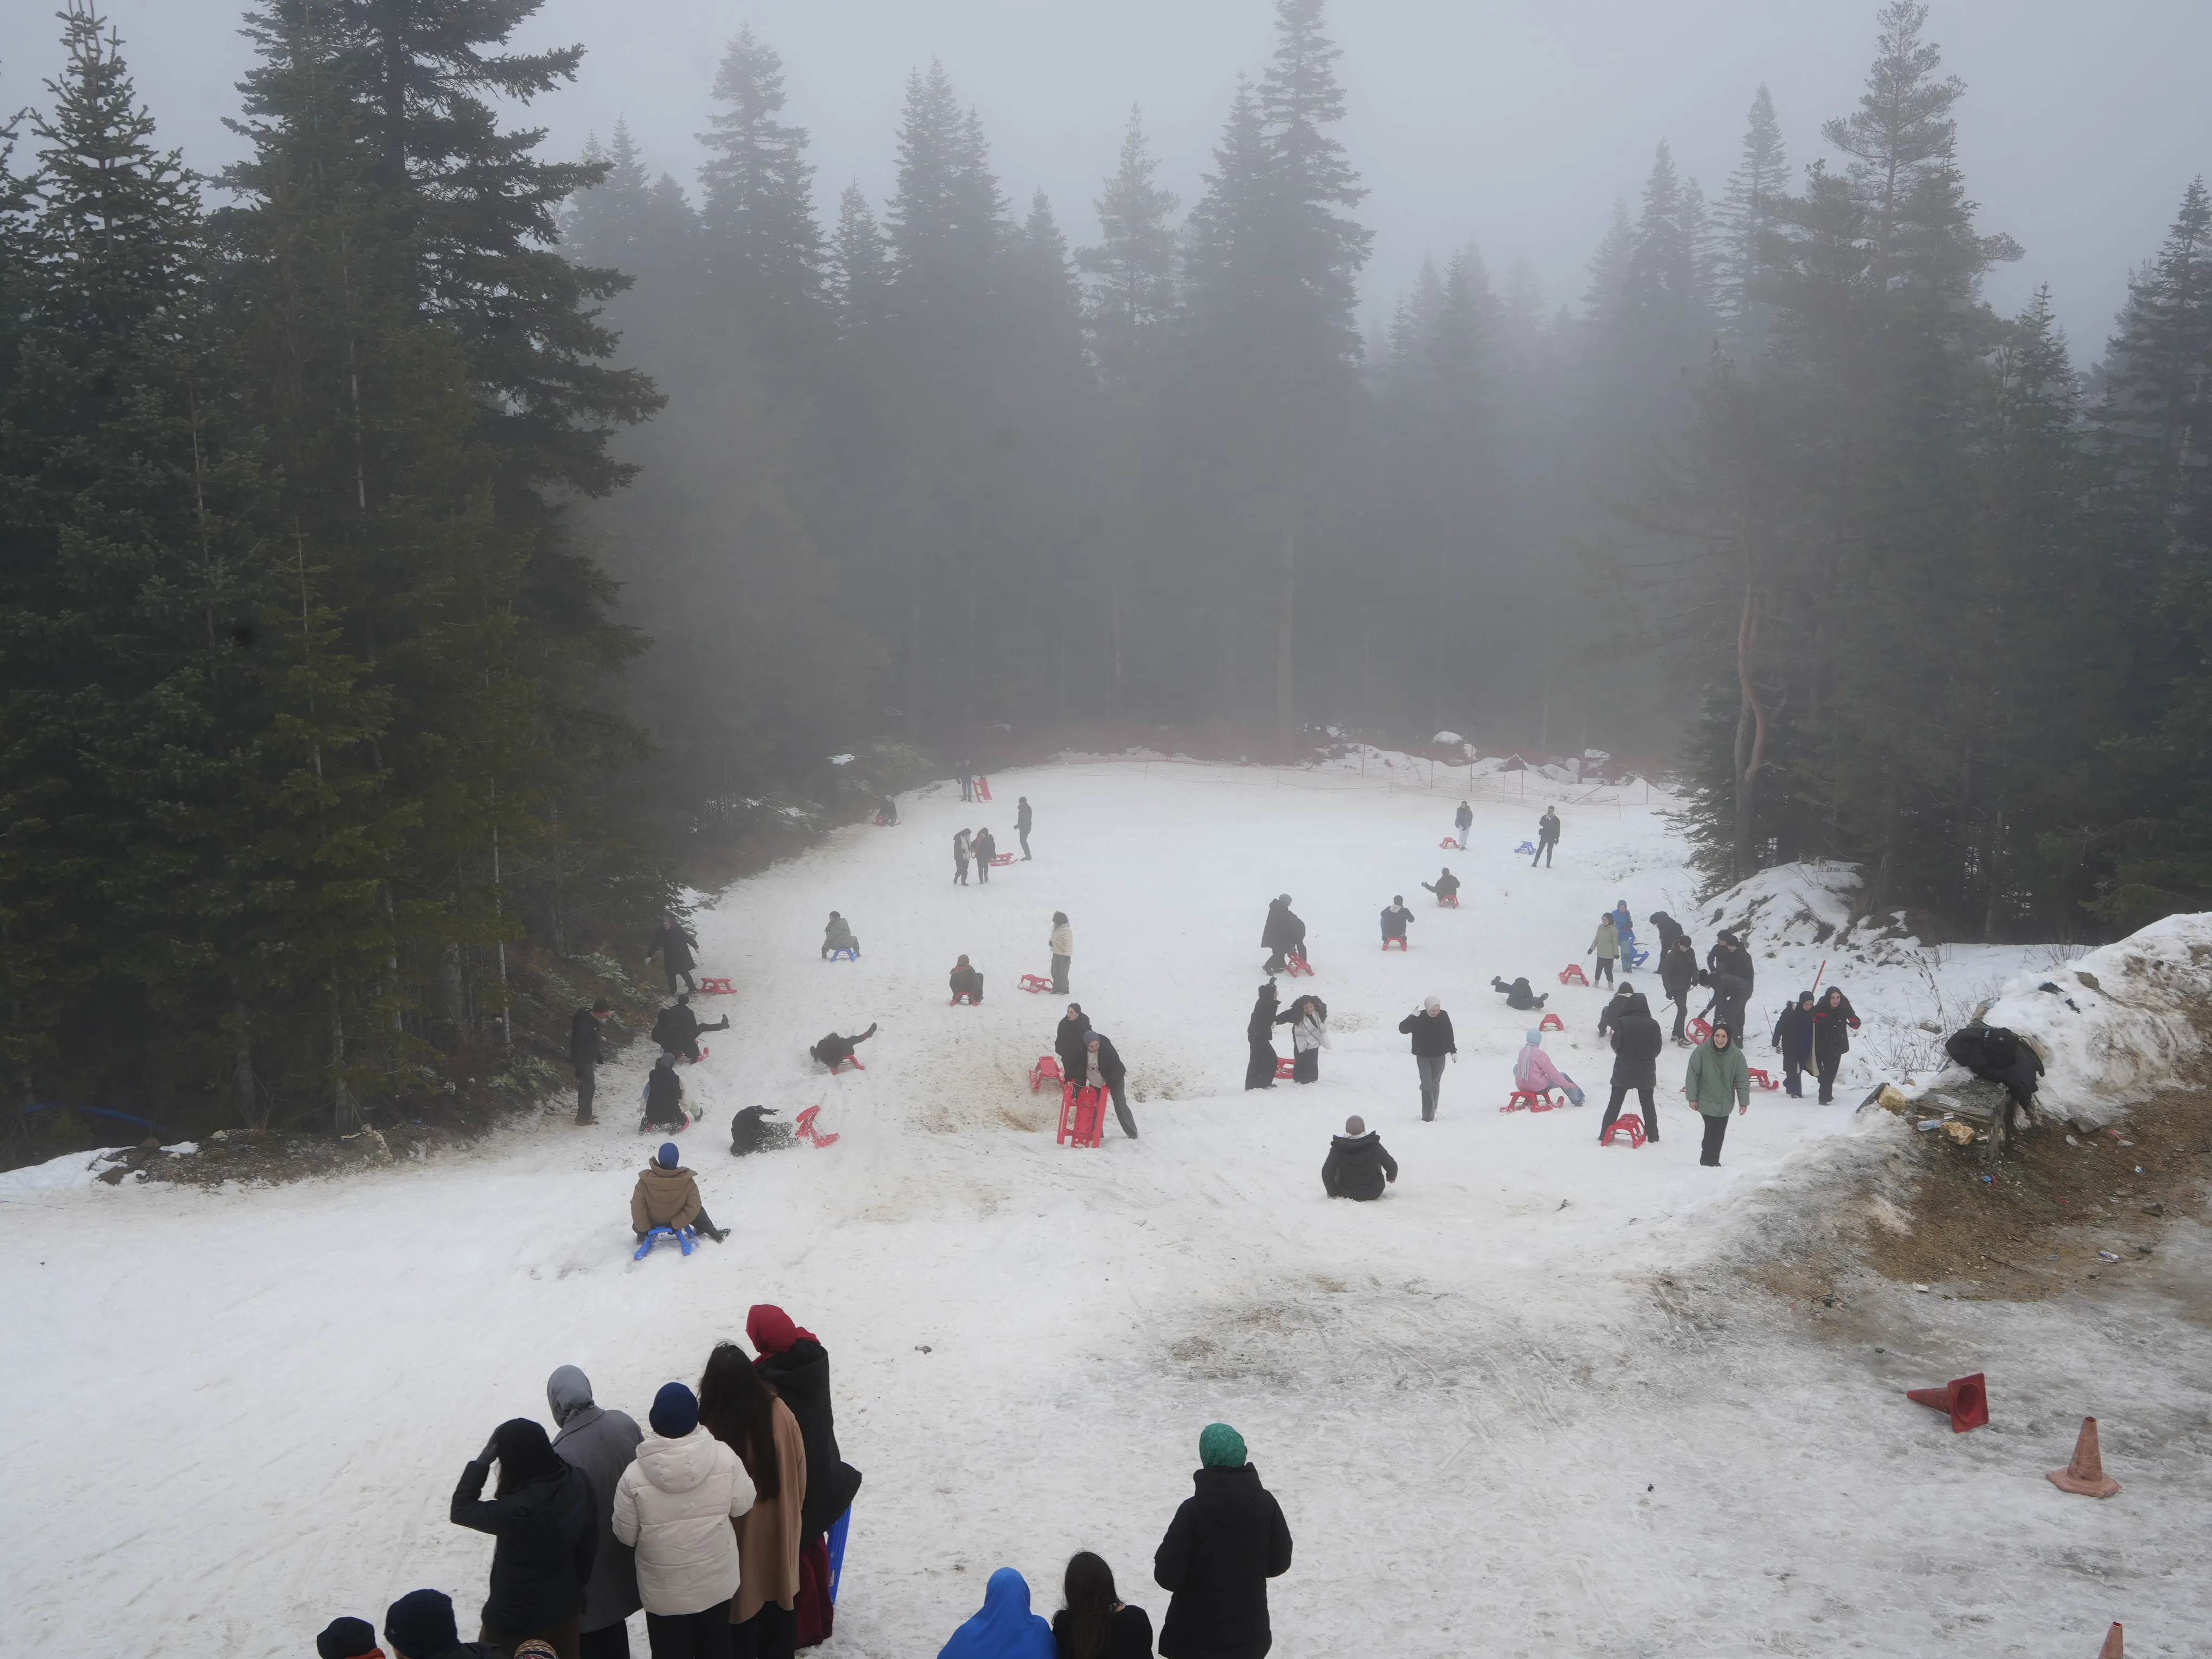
[612,1382,756,1623]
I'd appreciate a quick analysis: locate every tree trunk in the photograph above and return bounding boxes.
[1732,582,1779,881]
[332,1003,360,1134]
[232,1003,264,1132]
[1274,525,1294,747]
[905,535,922,744]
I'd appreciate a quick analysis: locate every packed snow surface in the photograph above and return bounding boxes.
[3,758,2206,1656]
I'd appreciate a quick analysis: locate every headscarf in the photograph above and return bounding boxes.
[1199,1421,1248,1468]
[747,1303,820,1358]
[545,1365,594,1428]
[936,1567,1056,1659]
[489,1418,564,1487]
[1525,1029,1545,1047]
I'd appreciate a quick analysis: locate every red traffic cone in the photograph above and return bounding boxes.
[2097,1622,2122,1658]
[2048,1417,2121,1498]
[1905,1372,1988,1433]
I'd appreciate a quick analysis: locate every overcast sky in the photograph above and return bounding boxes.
[5,1,2208,355]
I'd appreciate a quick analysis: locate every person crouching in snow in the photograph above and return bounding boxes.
[1379,895,1413,944]
[640,1053,688,1132]
[1323,1114,1399,1199]
[1491,975,1548,1011]
[632,1142,729,1243]
[949,955,984,1003]
[809,1023,878,1071]
[1514,1029,1582,1105]
[820,912,859,959]
[1275,993,1330,1083]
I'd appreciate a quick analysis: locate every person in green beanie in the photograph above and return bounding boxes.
[1684,1022,1751,1166]
[1154,1423,1292,1659]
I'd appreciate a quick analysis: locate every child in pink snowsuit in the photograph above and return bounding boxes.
[1514,1029,1582,1104]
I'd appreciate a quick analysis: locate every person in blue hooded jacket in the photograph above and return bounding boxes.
[938,1566,1056,1659]
[1154,1424,1292,1659]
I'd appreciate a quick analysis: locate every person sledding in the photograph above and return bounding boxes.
[639,1054,689,1132]
[651,993,728,1063]
[1421,867,1461,903]
[730,1106,794,1157]
[632,1142,729,1243]
[809,1023,878,1071]
[948,956,984,1003]
[1260,894,1306,974]
[1322,1115,1398,1200]
[820,912,859,959]
[1379,895,1414,945]
[1490,975,1548,1011]
[1514,1029,1582,1105]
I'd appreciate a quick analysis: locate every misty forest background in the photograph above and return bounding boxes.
[4,0,2211,1138]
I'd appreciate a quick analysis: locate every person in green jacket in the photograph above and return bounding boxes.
[1684,1023,1751,1166]
[1587,915,1621,986]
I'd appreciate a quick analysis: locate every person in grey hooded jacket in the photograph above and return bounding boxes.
[548,1366,644,1659]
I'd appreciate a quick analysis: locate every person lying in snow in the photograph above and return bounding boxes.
[730,1106,793,1156]
[809,1024,878,1071]
[1514,1029,1582,1105]
[632,1142,729,1242]
[1322,1116,1399,1200]
[1491,975,1549,1011]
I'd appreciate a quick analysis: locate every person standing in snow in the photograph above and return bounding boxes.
[1421,867,1460,903]
[1596,981,1643,1038]
[1056,1002,1091,1090]
[820,912,859,959]
[1260,895,1305,975]
[640,1054,688,1134]
[632,1142,730,1244]
[1685,1023,1752,1166]
[315,1615,382,1659]
[612,1382,756,1654]
[1244,983,1280,1091]
[953,828,973,887]
[747,1305,865,1648]
[1514,1029,1582,1105]
[382,1589,506,1659]
[448,1418,597,1656]
[570,1000,611,1127]
[1810,987,1861,1104]
[938,1568,1055,1659]
[1696,968,1751,1041]
[1707,930,1756,996]
[1152,1424,1293,1659]
[646,914,700,997]
[1453,799,1473,847]
[1016,795,1034,860]
[1053,1552,1154,1659]
[1660,936,1699,1044]
[1534,807,1561,867]
[697,1343,805,1658]
[1322,1114,1399,1199]
[1612,902,1638,966]
[1276,993,1330,1083]
[1587,914,1620,986]
[957,764,975,804]
[1085,1031,1140,1139]
[1490,975,1548,1011]
[1600,993,1664,1144]
[1049,912,1074,995]
[949,956,984,1003]
[1771,991,1817,1098]
[808,1024,877,1071]
[1379,895,1414,945]
[973,826,997,884]
[547,1366,645,1659]
[1649,911,1685,957]
[1398,996,1456,1121]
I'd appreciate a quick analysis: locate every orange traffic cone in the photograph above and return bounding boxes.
[2047,1417,2121,1498]
[2096,1622,2122,1658]
[1905,1372,1988,1433]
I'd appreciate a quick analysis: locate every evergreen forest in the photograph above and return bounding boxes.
[4,0,2209,1138]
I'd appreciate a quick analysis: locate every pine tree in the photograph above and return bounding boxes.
[1076,108,1179,388]
[698,25,824,320]
[1714,85,1789,353]
[827,180,891,333]
[886,60,1006,312]
[1819,0,1965,284]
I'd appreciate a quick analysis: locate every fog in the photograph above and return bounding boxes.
[5,0,2207,350]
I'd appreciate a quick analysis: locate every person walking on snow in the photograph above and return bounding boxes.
[1453,799,1473,848]
[1016,795,1034,860]
[973,826,997,884]
[1056,1002,1090,1090]
[1771,991,1816,1098]
[1810,987,1861,1104]
[1322,1115,1399,1199]
[1153,1424,1292,1659]
[1276,994,1330,1083]
[612,1383,756,1653]
[1514,1029,1582,1105]
[1398,996,1456,1121]
[448,1418,597,1657]
[1421,867,1460,903]
[1533,807,1561,867]
[1379,895,1414,944]
[640,1054,688,1134]
[646,914,700,996]
[632,1142,730,1243]
[952,828,972,887]
[1587,914,1620,986]
[547,1366,644,1659]
[1685,1022,1751,1165]
[1660,936,1699,1044]
[1260,895,1305,974]
[820,912,859,959]
[1049,912,1074,995]
[570,999,610,1126]
[1650,911,1685,956]
[1085,1030,1139,1139]
[1244,983,1280,1091]
[1600,992,1664,1145]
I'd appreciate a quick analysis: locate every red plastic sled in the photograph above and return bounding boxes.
[697,976,734,995]
[1687,1017,1712,1044]
[1057,1082,1105,1148]
[1029,1056,1064,1094]
[794,1105,840,1150]
[989,853,1014,867]
[1602,1114,1646,1148]
[1558,963,1588,986]
[829,1055,864,1074]
[1019,973,1055,995]
[1746,1067,1780,1091]
[1436,893,1460,907]
[1274,1056,1296,1080]
[1502,1089,1557,1114]
[973,776,993,801]
[950,992,977,1006]
[1284,952,1316,979]
[1440,836,1464,849]
[1382,936,1407,952]
[1538,1012,1564,1032]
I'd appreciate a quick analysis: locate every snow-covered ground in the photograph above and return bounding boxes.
[4,758,2207,1656]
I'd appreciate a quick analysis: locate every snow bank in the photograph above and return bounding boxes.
[1700,859,1862,948]
[1969,913,2212,1125]
[0,1146,129,1199]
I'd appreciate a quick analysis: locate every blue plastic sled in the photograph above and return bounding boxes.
[826,1505,852,1603]
[1624,947,1650,969]
[826,948,859,962]
[1514,840,1537,855]
[633,1225,697,1260]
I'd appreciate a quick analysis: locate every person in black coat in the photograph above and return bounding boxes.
[1259,896,1305,974]
[810,1022,878,1070]
[1810,988,1860,1103]
[1660,938,1700,1043]
[1155,1423,1291,1659]
[1085,1030,1139,1139]
[746,1305,865,1547]
[1053,1550,1154,1659]
[449,1418,596,1654]
[639,1054,687,1132]
[644,915,699,995]
[1533,807,1560,866]
[1420,867,1460,903]
[1489,976,1548,1011]
[382,1589,507,1659]
[950,955,985,1003]
[1397,997,1456,1121]
[569,1000,610,1127]
[1243,983,1279,1091]
[973,826,998,884]
[1321,1115,1398,1200]
[1649,911,1685,957]
[1596,983,1644,1039]
[1698,970,1751,1041]
[1016,795,1034,859]
[1056,1003,1091,1089]
[1600,997,1664,1144]
[1771,991,1816,1097]
[651,994,729,1063]
[1378,896,1413,942]
[1707,931,1756,994]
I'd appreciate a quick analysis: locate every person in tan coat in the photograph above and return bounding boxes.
[630,1143,730,1244]
[699,1342,808,1658]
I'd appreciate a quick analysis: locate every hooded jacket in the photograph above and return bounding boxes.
[449,1456,596,1635]
[612,1427,755,1617]
[1608,1010,1664,1088]
[548,1371,644,1634]
[1660,942,1698,1001]
[823,915,858,953]
[1597,988,1648,1038]
[1259,901,1304,954]
[753,1334,865,1541]
[1812,993,1860,1061]
[1321,1131,1398,1201]
[1378,902,1413,940]
[1588,920,1620,960]
[631,1164,704,1234]
[1513,1038,1574,1097]
[1684,1036,1751,1116]
[1650,911,1685,955]
[938,1567,1056,1659]
[1154,1464,1293,1659]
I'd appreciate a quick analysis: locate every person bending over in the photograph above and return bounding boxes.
[1322,1116,1398,1201]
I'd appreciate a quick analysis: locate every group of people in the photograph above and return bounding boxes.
[315,1310,861,1659]
[1054,1001,1138,1138]
[952,796,1034,886]
[1242,981,1331,1090]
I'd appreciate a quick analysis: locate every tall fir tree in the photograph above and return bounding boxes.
[1714,85,1789,355]
[1076,108,1179,389]
[698,26,824,324]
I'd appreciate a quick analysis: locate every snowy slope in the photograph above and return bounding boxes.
[1,759,2203,1657]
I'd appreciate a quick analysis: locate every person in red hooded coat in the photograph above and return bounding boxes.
[747,1306,864,1648]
